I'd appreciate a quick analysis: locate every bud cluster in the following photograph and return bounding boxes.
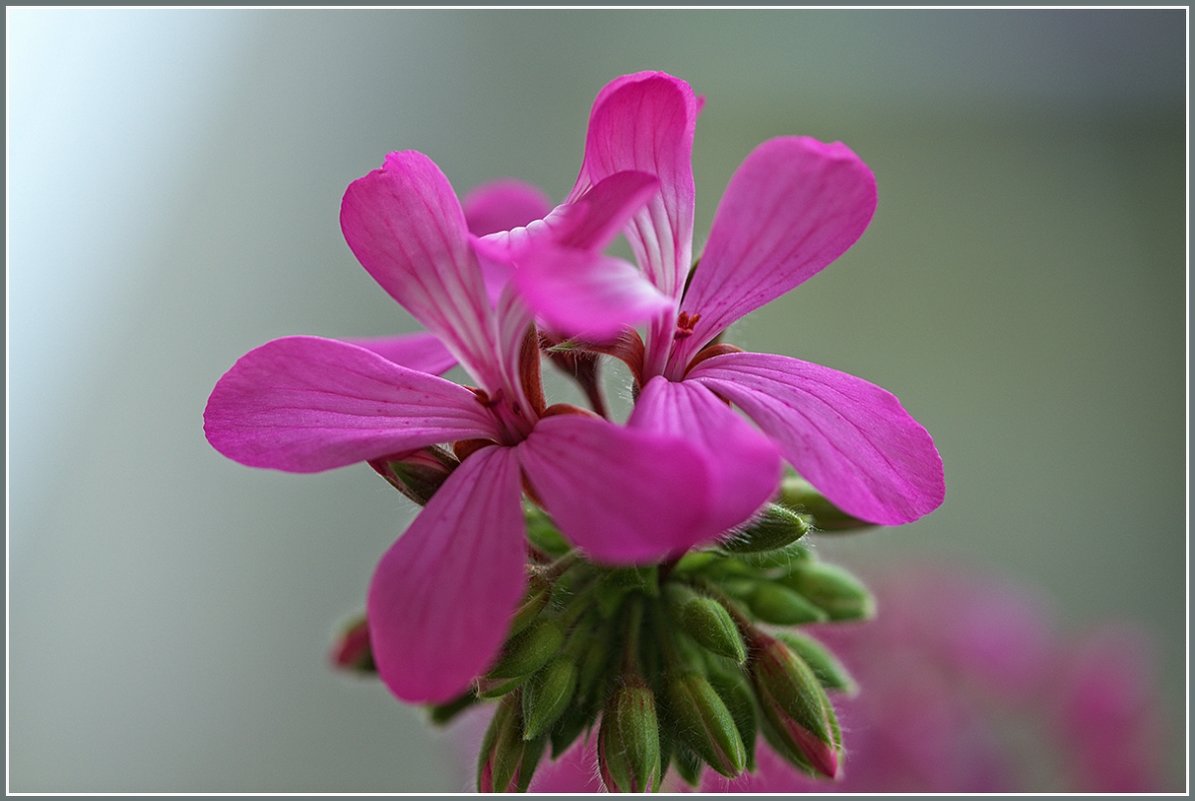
[332,482,873,793]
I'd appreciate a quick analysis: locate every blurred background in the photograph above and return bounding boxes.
[8,9,1185,792]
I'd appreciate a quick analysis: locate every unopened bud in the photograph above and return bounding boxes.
[486,619,566,680]
[427,690,478,725]
[748,582,829,625]
[721,504,811,553]
[524,506,569,556]
[508,574,552,638]
[749,634,841,779]
[673,549,720,574]
[779,476,873,531]
[670,741,704,787]
[477,692,547,792]
[665,672,747,778]
[330,615,375,673]
[783,562,875,621]
[474,675,524,699]
[664,584,746,664]
[575,629,613,705]
[732,539,816,569]
[369,446,458,505]
[476,693,521,792]
[776,632,857,695]
[521,659,578,741]
[598,679,662,793]
[706,660,759,771]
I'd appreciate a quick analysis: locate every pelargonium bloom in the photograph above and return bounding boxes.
[511,72,944,526]
[204,151,730,704]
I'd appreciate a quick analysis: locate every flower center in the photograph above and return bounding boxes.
[673,311,701,340]
[473,387,536,445]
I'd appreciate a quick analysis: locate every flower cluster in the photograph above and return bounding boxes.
[511,567,1170,793]
[204,71,945,791]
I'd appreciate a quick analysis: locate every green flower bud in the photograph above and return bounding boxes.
[779,476,873,531]
[748,634,841,778]
[705,659,759,771]
[329,615,375,674]
[549,702,593,759]
[783,562,875,621]
[524,506,569,555]
[521,659,578,741]
[427,689,478,725]
[720,504,811,553]
[776,632,857,695]
[476,693,523,792]
[369,445,458,505]
[732,539,816,569]
[486,619,566,680]
[597,679,662,793]
[670,741,704,787]
[474,675,524,699]
[748,582,829,625]
[574,626,614,705]
[672,550,721,574]
[664,584,747,664]
[665,672,747,778]
[508,574,552,638]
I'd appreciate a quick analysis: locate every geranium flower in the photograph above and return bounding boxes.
[512,72,944,526]
[204,151,725,703]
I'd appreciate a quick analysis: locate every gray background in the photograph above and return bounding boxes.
[9,9,1185,792]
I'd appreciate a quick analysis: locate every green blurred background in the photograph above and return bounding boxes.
[9,9,1185,792]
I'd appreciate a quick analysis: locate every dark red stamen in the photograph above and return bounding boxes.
[674,311,701,340]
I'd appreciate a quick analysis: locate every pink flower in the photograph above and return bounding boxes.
[204,152,726,704]
[511,72,944,527]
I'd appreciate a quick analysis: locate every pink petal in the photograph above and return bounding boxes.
[340,151,502,392]
[344,331,456,375]
[572,72,698,300]
[688,351,944,525]
[629,377,781,535]
[672,137,877,370]
[510,248,670,341]
[517,415,715,564]
[203,336,497,472]
[553,170,658,250]
[463,179,552,236]
[367,445,527,702]
[474,170,658,259]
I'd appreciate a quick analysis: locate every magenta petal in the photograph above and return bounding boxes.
[511,248,670,341]
[518,415,715,564]
[475,170,657,260]
[463,179,553,236]
[674,137,877,368]
[688,351,944,525]
[630,377,781,535]
[340,151,501,391]
[344,331,456,375]
[554,170,658,250]
[573,72,697,299]
[367,445,527,702]
[203,336,497,472]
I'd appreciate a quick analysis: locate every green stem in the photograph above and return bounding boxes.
[537,550,582,582]
[621,596,645,675]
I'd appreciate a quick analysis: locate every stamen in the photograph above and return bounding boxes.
[674,311,702,340]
